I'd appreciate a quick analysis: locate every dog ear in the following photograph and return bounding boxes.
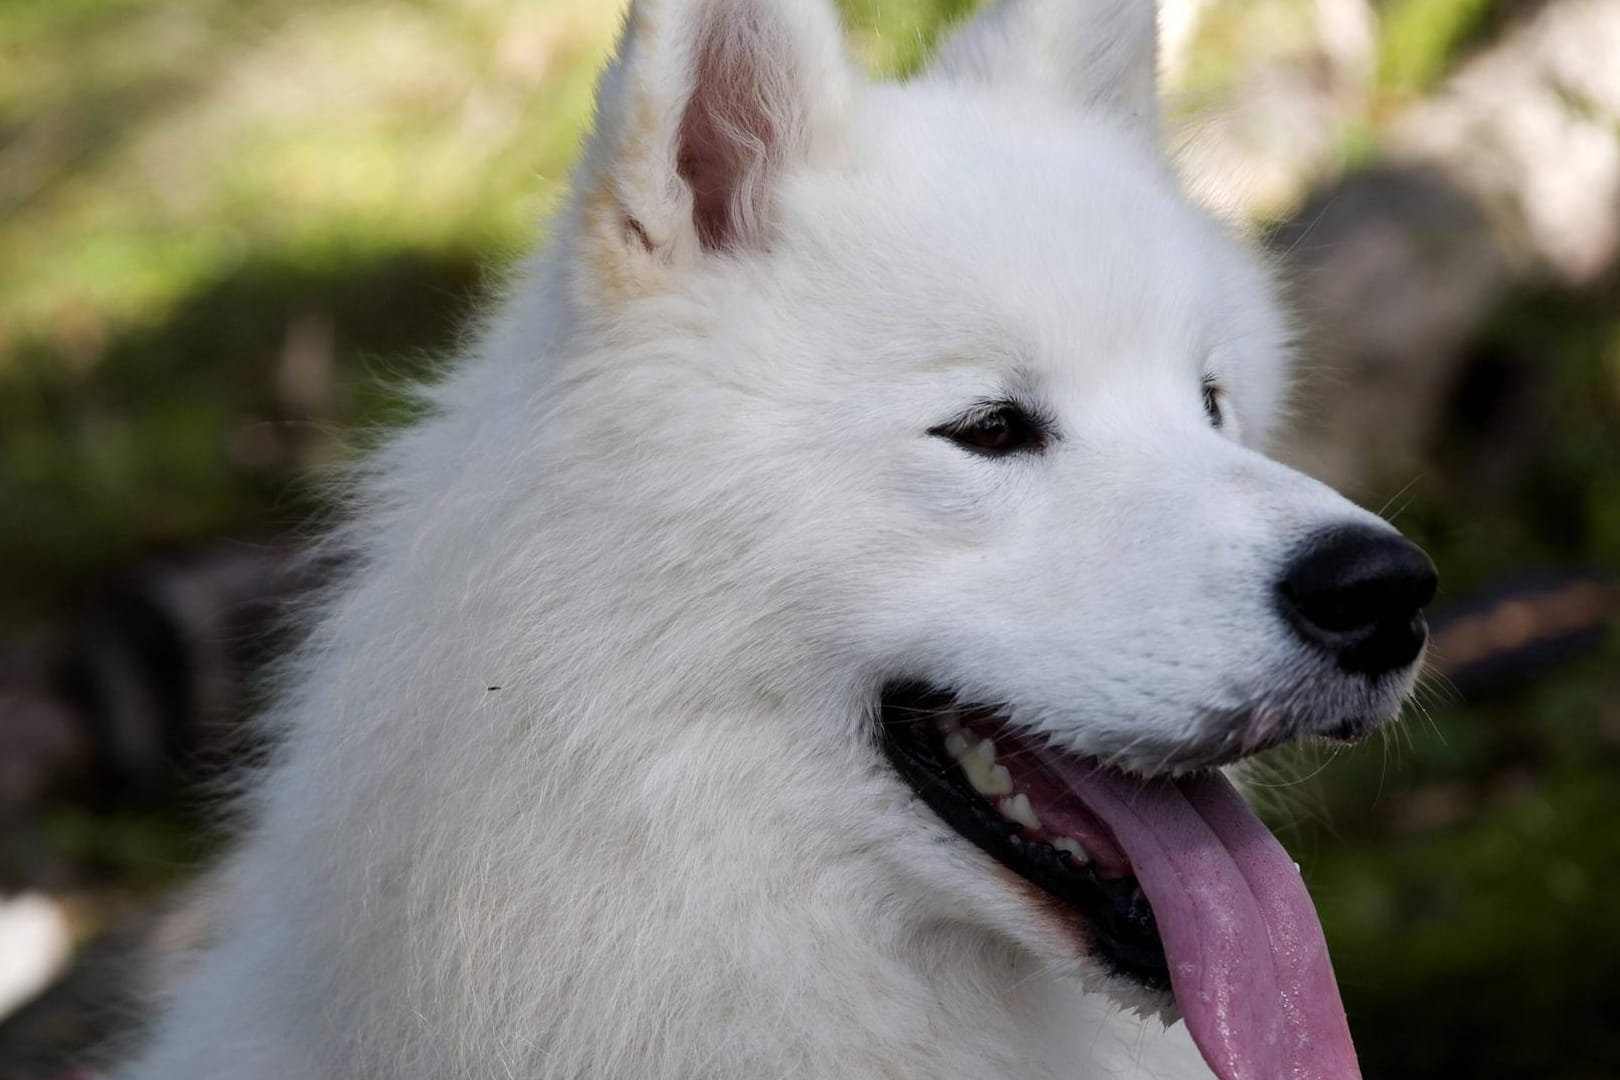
[570,0,854,297]
[924,0,1158,140]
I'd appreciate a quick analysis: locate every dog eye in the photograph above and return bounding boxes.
[930,402,1047,457]
[1201,375,1224,429]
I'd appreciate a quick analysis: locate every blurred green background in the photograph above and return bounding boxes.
[1,0,1617,1077]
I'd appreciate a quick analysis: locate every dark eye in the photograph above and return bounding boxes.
[1201,375,1224,429]
[930,402,1048,457]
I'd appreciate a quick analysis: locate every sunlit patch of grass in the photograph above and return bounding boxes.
[1377,0,1503,96]
[838,0,977,77]
[0,0,622,367]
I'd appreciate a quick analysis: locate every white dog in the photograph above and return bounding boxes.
[118,1,1435,1077]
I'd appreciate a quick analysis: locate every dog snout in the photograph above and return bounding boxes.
[1278,526,1438,676]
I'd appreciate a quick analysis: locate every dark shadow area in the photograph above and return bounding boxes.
[0,247,496,624]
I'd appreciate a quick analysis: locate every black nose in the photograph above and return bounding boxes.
[1279,526,1438,675]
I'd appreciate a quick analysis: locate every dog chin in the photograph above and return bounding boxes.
[1095,697,1409,778]
[1124,661,1422,776]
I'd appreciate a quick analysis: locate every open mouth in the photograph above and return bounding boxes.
[878,683,1363,1080]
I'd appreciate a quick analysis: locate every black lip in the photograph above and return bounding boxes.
[877,684,1170,993]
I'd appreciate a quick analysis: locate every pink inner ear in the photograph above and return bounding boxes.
[676,14,785,251]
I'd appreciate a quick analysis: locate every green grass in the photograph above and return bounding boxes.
[1378,0,1509,95]
[0,0,619,359]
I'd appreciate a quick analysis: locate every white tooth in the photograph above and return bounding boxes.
[1052,837,1091,865]
[998,793,1041,832]
[944,731,972,760]
[1293,861,1302,875]
[983,764,1013,795]
[963,759,1012,797]
[972,738,996,766]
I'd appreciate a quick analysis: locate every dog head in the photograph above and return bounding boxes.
[532,1,1434,1073]
[559,0,1432,762]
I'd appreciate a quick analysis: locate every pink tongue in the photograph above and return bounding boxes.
[1065,766,1361,1080]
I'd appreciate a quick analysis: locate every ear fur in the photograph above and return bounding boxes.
[926,0,1160,139]
[571,0,854,299]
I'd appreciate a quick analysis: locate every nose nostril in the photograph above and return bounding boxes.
[1279,526,1438,675]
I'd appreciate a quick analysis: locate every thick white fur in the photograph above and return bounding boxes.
[119,2,1416,1077]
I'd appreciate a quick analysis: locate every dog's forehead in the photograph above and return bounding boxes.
[778,90,1253,383]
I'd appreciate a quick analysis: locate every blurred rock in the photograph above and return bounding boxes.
[1390,0,1620,284]
[1272,166,1511,496]
[0,896,72,1025]
[1166,1,1620,497]
[1168,0,1377,218]
[0,889,216,1080]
